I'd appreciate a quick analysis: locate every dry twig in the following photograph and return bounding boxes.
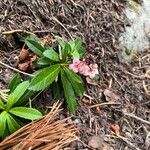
[123,112,150,125]
[107,134,141,150]
[2,29,35,35]
[0,61,34,77]
[52,16,73,40]
[89,102,121,109]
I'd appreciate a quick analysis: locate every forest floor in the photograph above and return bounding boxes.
[0,0,150,150]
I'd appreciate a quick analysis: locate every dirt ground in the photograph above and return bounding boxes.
[0,0,150,150]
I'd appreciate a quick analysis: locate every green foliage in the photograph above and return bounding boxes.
[8,73,22,93]
[61,69,77,113]
[0,81,42,139]
[0,100,5,110]
[25,35,45,57]
[7,74,34,106]
[43,46,60,62]
[29,64,61,91]
[9,107,42,120]
[6,81,30,109]
[25,35,86,113]
[63,67,84,97]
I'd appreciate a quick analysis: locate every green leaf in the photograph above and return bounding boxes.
[2,125,10,139]
[68,38,81,59]
[29,64,61,91]
[25,35,45,57]
[6,113,21,134]
[8,73,22,93]
[37,57,51,66]
[79,46,86,58]
[52,81,62,99]
[43,46,59,62]
[74,37,82,50]
[25,34,39,42]
[61,69,77,113]
[0,100,5,110]
[0,111,7,137]
[9,107,43,120]
[72,50,80,59]
[74,37,86,58]
[7,81,30,110]
[62,43,70,61]
[63,67,84,97]
[68,40,75,51]
[14,90,35,107]
[55,36,65,48]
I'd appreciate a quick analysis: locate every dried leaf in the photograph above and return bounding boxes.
[86,77,97,85]
[88,135,104,148]
[18,62,30,71]
[29,55,37,68]
[19,48,30,62]
[41,35,54,46]
[111,124,120,135]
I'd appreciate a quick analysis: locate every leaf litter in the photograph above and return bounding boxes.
[0,0,150,149]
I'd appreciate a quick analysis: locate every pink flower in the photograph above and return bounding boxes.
[69,59,98,79]
[81,65,90,76]
[88,64,98,78]
[77,61,87,74]
[69,59,80,73]
[69,64,78,73]
[73,59,81,65]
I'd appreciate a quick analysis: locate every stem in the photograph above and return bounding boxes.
[0,61,34,77]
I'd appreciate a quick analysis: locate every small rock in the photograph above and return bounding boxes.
[74,118,82,124]
[88,135,103,149]
[104,89,120,102]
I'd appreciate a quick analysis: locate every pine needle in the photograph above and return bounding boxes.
[0,101,78,150]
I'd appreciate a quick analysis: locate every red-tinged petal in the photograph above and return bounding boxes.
[73,59,80,65]
[69,64,79,73]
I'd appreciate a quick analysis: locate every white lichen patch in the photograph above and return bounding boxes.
[119,0,150,53]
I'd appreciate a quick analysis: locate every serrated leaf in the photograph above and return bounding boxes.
[43,46,59,62]
[8,73,22,93]
[6,113,20,134]
[25,35,45,57]
[9,107,43,120]
[14,90,35,107]
[68,40,75,51]
[74,37,86,58]
[0,100,5,110]
[79,46,86,58]
[2,125,10,139]
[29,64,61,91]
[62,43,70,61]
[52,81,62,99]
[61,69,77,113]
[72,38,86,58]
[37,57,51,66]
[55,36,65,48]
[74,37,82,50]
[25,34,39,42]
[63,67,84,97]
[0,111,7,137]
[7,81,30,110]
[72,50,80,59]
[68,38,80,59]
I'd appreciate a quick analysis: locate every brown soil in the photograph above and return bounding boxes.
[0,0,149,150]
